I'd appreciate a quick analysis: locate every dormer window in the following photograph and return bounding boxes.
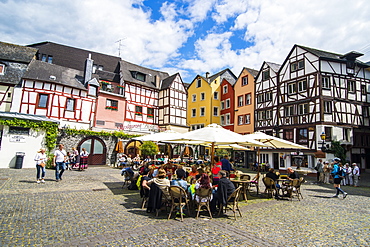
[291,59,304,72]
[0,64,5,75]
[130,71,146,82]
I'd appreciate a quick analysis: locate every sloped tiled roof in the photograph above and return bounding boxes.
[27,42,121,75]
[120,60,169,89]
[23,60,87,91]
[0,41,37,63]
[265,62,281,72]
[160,73,178,90]
[244,67,259,77]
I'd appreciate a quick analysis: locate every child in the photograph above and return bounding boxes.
[187,177,196,200]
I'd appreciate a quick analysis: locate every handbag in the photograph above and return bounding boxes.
[40,162,46,168]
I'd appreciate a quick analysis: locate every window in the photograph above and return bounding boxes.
[66,98,75,111]
[343,128,350,142]
[191,124,204,130]
[363,106,369,117]
[214,92,219,100]
[41,54,47,62]
[284,129,294,142]
[238,96,244,107]
[361,85,367,95]
[347,80,355,93]
[196,79,201,88]
[322,76,331,89]
[9,126,30,135]
[88,85,97,96]
[135,105,143,115]
[245,114,251,124]
[130,71,146,82]
[220,115,225,125]
[213,107,218,116]
[226,99,230,109]
[285,105,294,116]
[37,94,49,108]
[323,101,332,114]
[242,76,248,86]
[265,92,272,102]
[96,120,105,126]
[0,64,5,75]
[288,83,296,94]
[223,85,228,94]
[298,103,308,115]
[257,94,264,103]
[47,56,53,64]
[221,101,225,110]
[266,110,272,119]
[238,115,244,125]
[200,107,205,117]
[191,109,196,117]
[192,94,196,102]
[147,108,154,118]
[291,59,304,72]
[298,80,307,92]
[106,99,118,110]
[297,128,308,143]
[226,114,230,125]
[200,93,205,100]
[262,70,270,81]
[257,111,265,120]
[324,127,332,141]
[245,94,251,105]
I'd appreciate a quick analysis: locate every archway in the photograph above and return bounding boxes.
[78,137,107,165]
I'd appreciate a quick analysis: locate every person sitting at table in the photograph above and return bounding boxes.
[212,156,222,184]
[221,155,234,173]
[196,168,205,180]
[210,170,235,214]
[145,169,170,198]
[189,165,198,179]
[281,167,300,196]
[170,169,188,190]
[266,168,281,198]
[195,173,213,203]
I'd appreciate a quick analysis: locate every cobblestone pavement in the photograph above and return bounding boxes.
[0,167,369,246]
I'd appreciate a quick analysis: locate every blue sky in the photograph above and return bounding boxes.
[1,0,370,83]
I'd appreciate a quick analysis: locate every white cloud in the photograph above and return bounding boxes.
[186,0,216,22]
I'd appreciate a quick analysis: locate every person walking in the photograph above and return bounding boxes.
[331,158,348,198]
[323,161,331,184]
[352,163,360,187]
[34,148,47,183]
[54,144,67,182]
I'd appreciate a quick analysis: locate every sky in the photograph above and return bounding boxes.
[1,0,370,83]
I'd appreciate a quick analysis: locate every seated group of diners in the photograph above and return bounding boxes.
[265,167,300,199]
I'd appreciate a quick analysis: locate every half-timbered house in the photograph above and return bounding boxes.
[13,59,98,129]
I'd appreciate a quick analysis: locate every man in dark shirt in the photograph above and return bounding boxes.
[287,167,300,180]
[210,170,235,214]
[221,155,234,173]
[266,168,281,199]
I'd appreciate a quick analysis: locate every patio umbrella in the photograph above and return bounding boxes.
[115,139,124,153]
[163,124,266,166]
[132,130,183,142]
[246,132,308,149]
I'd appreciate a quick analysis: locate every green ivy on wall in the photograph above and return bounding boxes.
[63,128,139,139]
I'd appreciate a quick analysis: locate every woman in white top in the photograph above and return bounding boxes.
[34,148,47,183]
[80,148,89,170]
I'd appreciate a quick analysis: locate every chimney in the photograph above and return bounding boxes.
[206,72,210,78]
[84,54,93,85]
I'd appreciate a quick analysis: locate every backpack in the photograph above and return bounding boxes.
[339,167,346,177]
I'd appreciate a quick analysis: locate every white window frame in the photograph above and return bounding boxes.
[191,108,196,117]
[265,92,272,102]
[220,115,225,126]
[266,110,272,119]
[226,99,230,109]
[297,80,307,92]
[291,59,304,72]
[223,85,228,94]
[285,105,294,116]
[213,107,218,116]
[200,92,205,101]
[324,101,332,114]
[192,94,196,102]
[226,113,230,125]
[242,76,248,86]
[245,114,251,124]
[221,101,225,110]
[322,76,331,89]
[347,80,355,93]
[196,79,201,88]
[213,91,219,100]
[66,98,75,111]
[200,107,205,117]
[298,103,308,115]
[288,83,296,95]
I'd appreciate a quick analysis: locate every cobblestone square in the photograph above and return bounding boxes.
[0,167,369,246]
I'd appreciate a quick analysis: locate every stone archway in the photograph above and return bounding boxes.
[78,136,107,165]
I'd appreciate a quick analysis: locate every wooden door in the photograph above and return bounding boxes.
[79,137,106,165]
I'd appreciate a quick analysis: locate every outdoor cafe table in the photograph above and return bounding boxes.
[230,178,250,201]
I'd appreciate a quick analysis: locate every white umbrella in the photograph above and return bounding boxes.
[163,124,266,165]
[246,132,308,149]
[132,130,183,142]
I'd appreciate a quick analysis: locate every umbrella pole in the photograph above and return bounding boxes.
[257,147,261,176]
[211,142,215,169]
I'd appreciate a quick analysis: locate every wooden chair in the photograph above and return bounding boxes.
[195,188,212,219]
[167,186,190,221]
[218,186,243,220]
[248,173,260,195]
[262,177,278,198]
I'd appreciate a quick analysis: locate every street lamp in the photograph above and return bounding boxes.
[320,132,326,151]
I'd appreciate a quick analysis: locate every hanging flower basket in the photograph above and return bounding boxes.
[106,106,118,110]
